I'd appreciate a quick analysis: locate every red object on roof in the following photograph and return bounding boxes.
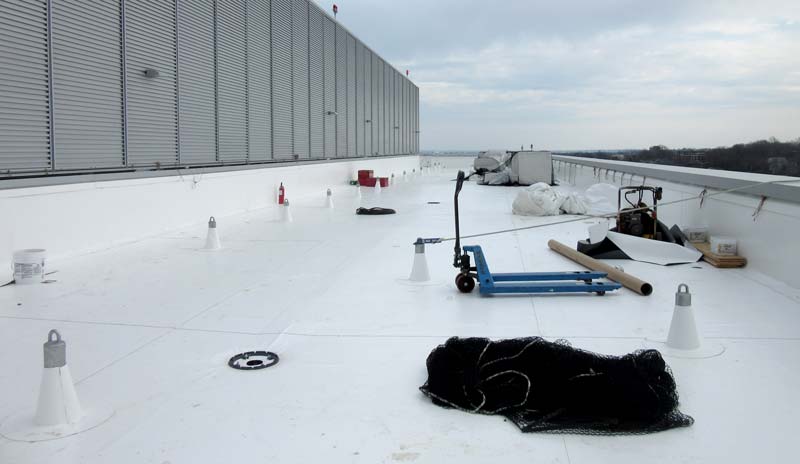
[333,4,338,14]
[360,177,388,187]
[357,170,388,187]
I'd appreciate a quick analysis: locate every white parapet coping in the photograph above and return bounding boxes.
[553,156,800,289]
[552,155,800,204]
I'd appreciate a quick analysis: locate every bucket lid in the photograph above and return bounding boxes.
[13,249,46,259]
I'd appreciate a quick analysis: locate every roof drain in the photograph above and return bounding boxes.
[228,351,280,371]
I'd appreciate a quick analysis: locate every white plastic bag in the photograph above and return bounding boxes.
[560,192,589,215]
[481,169,511,185]
[584,183,618,215]
[512,183,565,216]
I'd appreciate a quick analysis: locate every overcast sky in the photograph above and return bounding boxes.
[315,0,800,151]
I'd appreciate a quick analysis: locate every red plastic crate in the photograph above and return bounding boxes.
[359,177,388,187]
[358,170,374,180]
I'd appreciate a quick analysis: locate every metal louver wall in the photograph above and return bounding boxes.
[383,61,390,155]
[395,71,401,154]
[391,67,397,155]
[346,34,356,157]
[411,84,415,153]
[322,17,336,158]
[271,0,292,159]
[1,0,419,179]
[51,0,124,169]
[407,79,412,153]
[411,81,414,152]
[403,77,408,154]
[376,58,384,155]
[384,64,392,155]
[400,75,405,154]
[216,0,248,162]
[371,54,380,156]
[308,7,324,159]
[413,82,418,153]
[125,0,178,166]
[177,0,216,164]
[247,0,271,161]
[291,0,309,159]
[416,86,420,153]
[0,0,51,171]
[395,72,401,154]
[398,74,403,155]
[401,75,406,154]
[414,86,419,153]
[355,41,364,157]
[364,49,372,156]
[335,24,346,157]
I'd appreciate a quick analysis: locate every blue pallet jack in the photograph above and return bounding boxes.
[450,170,621,296]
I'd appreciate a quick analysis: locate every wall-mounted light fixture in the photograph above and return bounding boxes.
[143,68,159,78]
[365,119,371,123]
[326,110,338,115]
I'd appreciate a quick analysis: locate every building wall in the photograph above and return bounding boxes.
[0,0,419,178]
[0,155,421,279]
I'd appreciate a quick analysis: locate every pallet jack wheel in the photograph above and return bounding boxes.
[456,273,475,293]
[596,291,606,296]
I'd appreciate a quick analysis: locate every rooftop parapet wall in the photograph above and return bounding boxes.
[553,156,800,289]
[421,154,800,288]
[552,155,800,204]
[0,156,421,280]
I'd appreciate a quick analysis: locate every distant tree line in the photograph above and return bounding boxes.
[562,137,800,176]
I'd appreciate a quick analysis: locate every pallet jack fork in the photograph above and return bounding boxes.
[452,170,621,295]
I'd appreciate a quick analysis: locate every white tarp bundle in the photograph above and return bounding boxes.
[483,169,512,185]
[513,183,563,216]
[561,193,588,215]
[512,183,589,216]
[584,183,618,215]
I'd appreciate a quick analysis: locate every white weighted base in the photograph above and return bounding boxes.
[643,338,726,359]
[1,406,114,443]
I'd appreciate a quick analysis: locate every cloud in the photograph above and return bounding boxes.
[317,0,800,149]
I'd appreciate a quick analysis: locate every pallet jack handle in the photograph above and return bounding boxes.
[453,170,466,267]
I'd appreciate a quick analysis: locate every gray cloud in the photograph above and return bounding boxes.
[319,0,800,149]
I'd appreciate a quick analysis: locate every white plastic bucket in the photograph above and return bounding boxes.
[12,249,46,285]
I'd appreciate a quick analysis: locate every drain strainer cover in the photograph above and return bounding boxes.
[228,351,279,370]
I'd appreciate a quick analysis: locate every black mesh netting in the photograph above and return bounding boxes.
[419,337,694,435]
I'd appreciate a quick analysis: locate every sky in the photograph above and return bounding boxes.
[314,0,800,151]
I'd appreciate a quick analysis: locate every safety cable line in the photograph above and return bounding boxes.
[438,178,800,242]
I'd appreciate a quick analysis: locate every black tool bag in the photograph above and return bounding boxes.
[356,207,396,215]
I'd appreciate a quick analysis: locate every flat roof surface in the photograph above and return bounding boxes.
[2,173,799,463]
